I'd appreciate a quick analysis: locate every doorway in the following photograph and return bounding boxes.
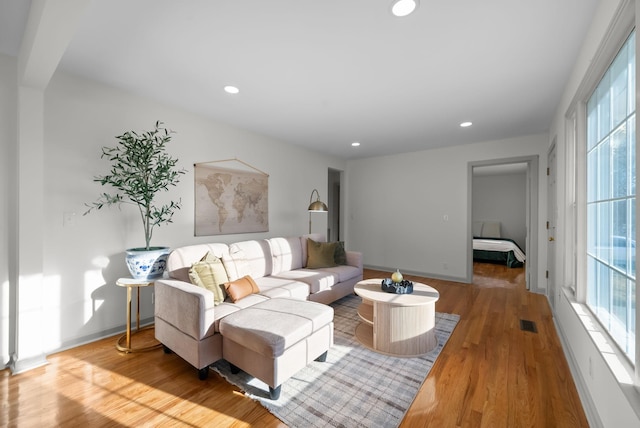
[327,169,342,241]
[468,156,539,291]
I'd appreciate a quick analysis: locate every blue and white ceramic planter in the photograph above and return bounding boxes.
[125,247,171,280]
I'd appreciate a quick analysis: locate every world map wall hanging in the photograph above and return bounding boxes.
[194,158,269,236]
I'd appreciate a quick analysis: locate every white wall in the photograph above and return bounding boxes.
[549,0,640,426]
[472,172,527,248]
[346,134,547,284]
[1,2,635,425]
[0,68,345,354]
[0,54,17,365]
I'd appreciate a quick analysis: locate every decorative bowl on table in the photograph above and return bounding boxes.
[381,278,414,294]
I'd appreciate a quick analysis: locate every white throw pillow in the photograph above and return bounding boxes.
[222,246,251,281]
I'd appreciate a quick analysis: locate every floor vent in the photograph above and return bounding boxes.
[520,319,538,333]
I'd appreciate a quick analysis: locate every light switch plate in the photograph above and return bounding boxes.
[63,211,76,226]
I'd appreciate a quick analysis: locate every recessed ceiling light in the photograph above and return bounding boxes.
[224,85,239,94]
[391,0,418,17]
[352,141,361,147]
[460,121,473,128]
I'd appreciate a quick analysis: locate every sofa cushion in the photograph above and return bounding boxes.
[188,252,229,305]
[167,243,230,282]
[227,240,273,279]
[222,246,251,281]
[314,264,362,283]
[271,269,339,294]
[227,293,269,308]
[219,298,334,357]
[307,239,338,269]
[253,276,310,300]
[268,236,304,273]
[212,302,243,333]
[224,275,260,302]
[213,295,271,333]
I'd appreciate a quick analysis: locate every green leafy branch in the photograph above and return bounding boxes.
[85,121,187,249]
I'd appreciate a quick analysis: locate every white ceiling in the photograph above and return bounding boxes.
[1,0,599,160]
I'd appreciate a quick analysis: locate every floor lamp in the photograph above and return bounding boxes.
[308,188,328,233]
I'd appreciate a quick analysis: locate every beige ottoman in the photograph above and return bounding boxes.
[219,297,334,399]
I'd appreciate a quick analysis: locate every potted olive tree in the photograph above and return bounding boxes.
[85,121,186,279]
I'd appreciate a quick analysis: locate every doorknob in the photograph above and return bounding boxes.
[549,236,555,242]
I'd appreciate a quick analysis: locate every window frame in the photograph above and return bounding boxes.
[565,0,639,385]
[585,29,636,362]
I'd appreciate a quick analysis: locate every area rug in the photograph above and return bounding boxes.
[211,294,459,428]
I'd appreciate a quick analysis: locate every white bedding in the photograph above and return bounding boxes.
[473,238,526,262]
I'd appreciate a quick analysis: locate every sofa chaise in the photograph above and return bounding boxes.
[154,233,363,380]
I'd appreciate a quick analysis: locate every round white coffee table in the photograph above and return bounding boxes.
[354,278,440,357]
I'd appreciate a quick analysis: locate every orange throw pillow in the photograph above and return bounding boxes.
[224,275,260,302]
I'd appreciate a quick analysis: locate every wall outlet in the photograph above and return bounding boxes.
[151,292,154,305]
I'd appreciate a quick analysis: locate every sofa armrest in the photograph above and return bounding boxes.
[346,251,363,271]
[154,279,216,341]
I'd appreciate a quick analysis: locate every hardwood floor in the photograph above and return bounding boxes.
[1,264,588,427]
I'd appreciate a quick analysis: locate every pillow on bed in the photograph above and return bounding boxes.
[481,221,501,238]
[473,221,484,237]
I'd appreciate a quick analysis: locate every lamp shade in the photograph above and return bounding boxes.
[307,189,328,212]
[308,200,328,212]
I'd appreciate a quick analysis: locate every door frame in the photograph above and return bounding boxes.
[327,168,342,242]
[467,155,539,291]
[547,142,558,308]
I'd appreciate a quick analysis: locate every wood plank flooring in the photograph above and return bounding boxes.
[1,264,588,427]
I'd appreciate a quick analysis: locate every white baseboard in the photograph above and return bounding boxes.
[7,317,155,374]
[363,264,469,284]
[552,312,603,428]
[9,353,48,375]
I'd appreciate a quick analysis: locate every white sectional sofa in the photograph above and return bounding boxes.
[154,233,363,379]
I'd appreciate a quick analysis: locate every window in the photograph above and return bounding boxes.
[586,30,636,362]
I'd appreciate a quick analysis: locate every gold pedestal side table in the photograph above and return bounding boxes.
[116,277,161,353]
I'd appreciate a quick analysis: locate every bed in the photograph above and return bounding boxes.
[473,221,526,268]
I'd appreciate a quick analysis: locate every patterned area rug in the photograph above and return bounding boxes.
[211,294,459,428]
